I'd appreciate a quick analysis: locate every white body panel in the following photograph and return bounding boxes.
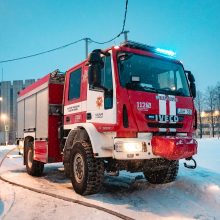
[17,100,25,138]
[86,51,117,124]
[17,82,49,139]
[24,94,36,129]
[113,133,159,160]
[65,123,158,160]
[64,101,86,115]
[36,88,48,138]
[64,123,115,157]
[17,82,48,102]
[86,90,117,124]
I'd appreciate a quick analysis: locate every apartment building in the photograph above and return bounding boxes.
[0,79,35,144]
[197,110,220,137]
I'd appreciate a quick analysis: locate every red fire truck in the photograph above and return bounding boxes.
[17,41,198,195]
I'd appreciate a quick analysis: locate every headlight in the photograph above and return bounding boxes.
[115,141,145,153]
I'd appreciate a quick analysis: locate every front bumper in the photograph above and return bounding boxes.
[113,135,197,160]
[113,137,158,160]
[151,136,197,160]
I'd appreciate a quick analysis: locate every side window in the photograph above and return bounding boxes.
[88,56,113,109]
[68,68,82,100]
[101,56,113,109]
[176,71,184,89]
[101,56,113,90]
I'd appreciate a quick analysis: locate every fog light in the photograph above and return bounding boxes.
[115,141,145,153]
[123,142,142,152]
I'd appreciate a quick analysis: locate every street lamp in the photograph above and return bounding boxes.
[201,111,206,118]
[214,110,219,116]
[1,114,8,145]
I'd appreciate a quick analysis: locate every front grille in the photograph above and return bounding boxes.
[147,123,183,128]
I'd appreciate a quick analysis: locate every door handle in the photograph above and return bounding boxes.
[87,113,92,120]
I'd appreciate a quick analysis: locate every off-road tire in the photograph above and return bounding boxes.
[64,162,70,177]
[25,144,44,177]
[144,159,179,184]
[70,141,104,195]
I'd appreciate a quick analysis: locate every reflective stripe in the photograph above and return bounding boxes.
[158,94,166,118]
[158,94,167,132]
[169,95,176,132]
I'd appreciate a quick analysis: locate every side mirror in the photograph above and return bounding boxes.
[88,49,103,65]
[190,82,196,98]
[88,64,102,88]
[88,50,104,88]
[185,70,196,98]
[186,71,195,83]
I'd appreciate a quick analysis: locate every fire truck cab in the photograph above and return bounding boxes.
[17,41,197,195]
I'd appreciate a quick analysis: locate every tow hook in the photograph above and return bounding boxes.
[184,157,197,169]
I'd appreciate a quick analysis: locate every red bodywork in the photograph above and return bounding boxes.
[110,46,196,133]
[19,43,197,163]
[47,83,64,162]
[19,74,64,163]
[151,136,197,160]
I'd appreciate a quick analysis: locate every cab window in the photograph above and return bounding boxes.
[68,68,82,100]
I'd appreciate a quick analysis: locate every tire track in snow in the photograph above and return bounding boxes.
[0,184,16,220]
[0,148,134,220]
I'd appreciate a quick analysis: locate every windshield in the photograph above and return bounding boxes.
[117,52,190,96]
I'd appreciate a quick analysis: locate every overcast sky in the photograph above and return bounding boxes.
[0,0,219,91]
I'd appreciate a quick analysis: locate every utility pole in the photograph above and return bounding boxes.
[84,38,90,59]
[123,30,129,42]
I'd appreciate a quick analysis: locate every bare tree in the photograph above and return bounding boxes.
[195,90,203,138]
[205,86,216,137]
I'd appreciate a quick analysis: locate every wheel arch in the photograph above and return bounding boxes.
[24,136,34,145]
[64,123,114,158]
[24,135,35,165]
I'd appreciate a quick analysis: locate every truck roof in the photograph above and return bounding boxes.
[18,70,64,98]
[18,41,182,98]
[113,41,182,64]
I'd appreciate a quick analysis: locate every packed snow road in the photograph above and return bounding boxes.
[0,139,220,220]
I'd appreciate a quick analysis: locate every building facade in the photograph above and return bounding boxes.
[197,110,220,138]
[0,79,35,144]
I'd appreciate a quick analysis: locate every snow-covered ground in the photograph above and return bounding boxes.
[194,138,220,173]
[0,139,220,220]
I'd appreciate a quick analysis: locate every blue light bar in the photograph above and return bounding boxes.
[155,48,176,57]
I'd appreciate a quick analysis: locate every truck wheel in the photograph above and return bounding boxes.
[64,162,70,177]
[70,141,104,195]
[26,145,44,177]
[144,159,179,184]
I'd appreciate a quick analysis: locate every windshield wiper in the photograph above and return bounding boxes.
[126,82,158,93]
[140,86,158,92]
[157,88,186,96]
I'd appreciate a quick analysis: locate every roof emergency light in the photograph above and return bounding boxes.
[114,45,120,50]
[155,48,176,57]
